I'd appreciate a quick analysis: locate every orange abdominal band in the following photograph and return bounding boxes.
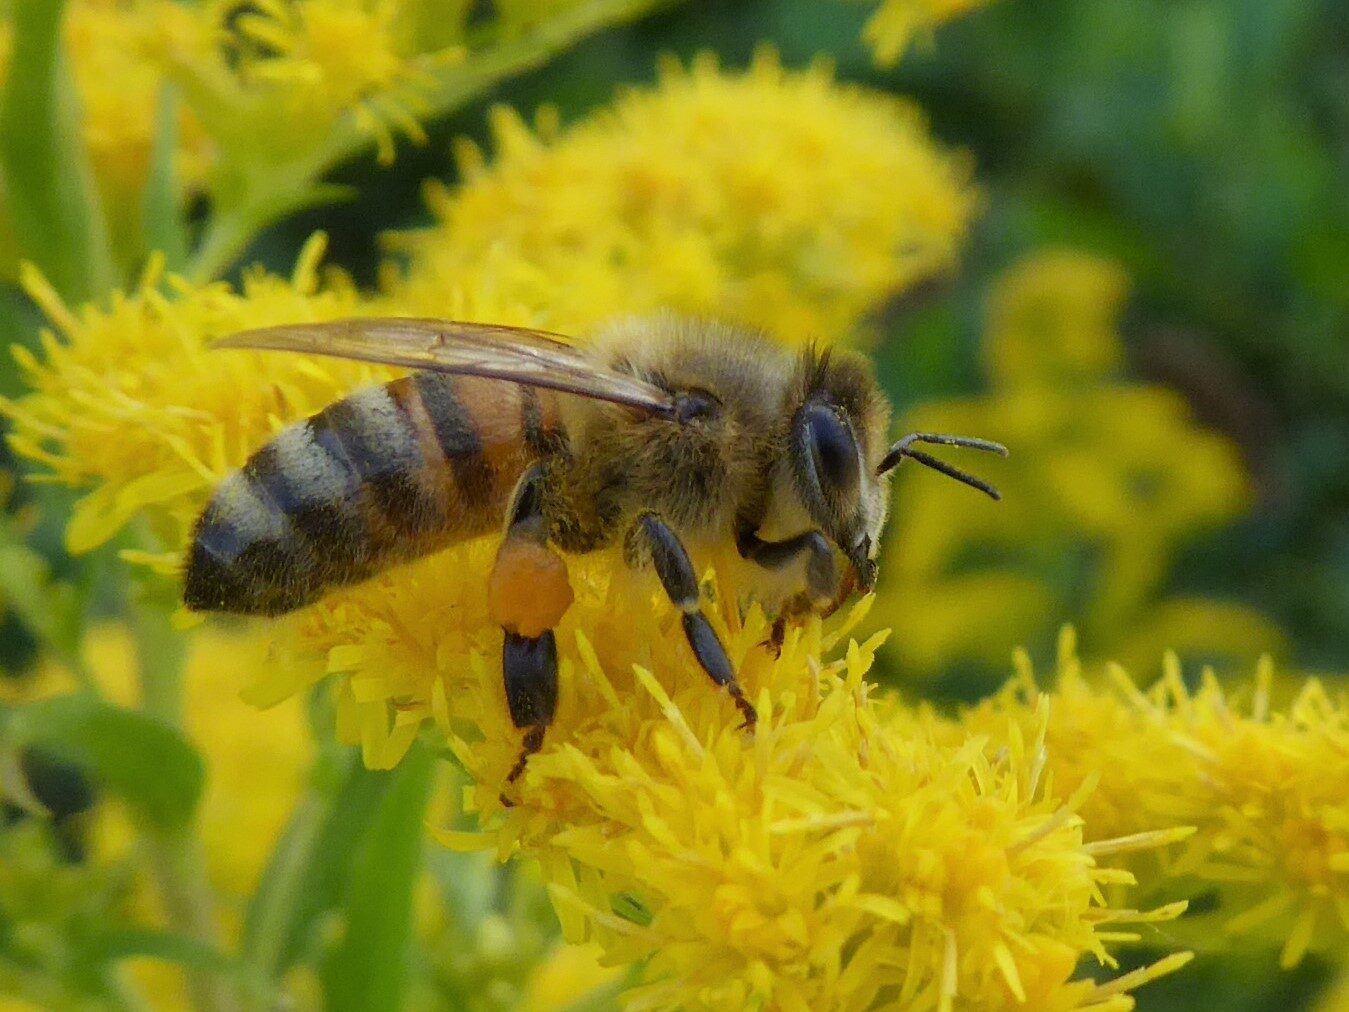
[488,539,574,638]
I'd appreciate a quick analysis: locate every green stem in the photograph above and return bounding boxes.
[185,0,669,283]
[144,829,242,1012]
[132,588,240,1012]
[241,787,329,982]
[131,598,189,723]
[0,0,115,301]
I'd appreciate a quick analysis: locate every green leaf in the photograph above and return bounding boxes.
[0,516,88,678]
[243,746,386,976]
[320,743,435,1012]
[77,928,237,975]
[7,694,204,831]
[0,0,115,302]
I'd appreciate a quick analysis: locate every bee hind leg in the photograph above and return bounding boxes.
[627,512,757,730]
[489,463,572,804]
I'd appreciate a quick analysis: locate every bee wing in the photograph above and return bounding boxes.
[215,317,677,416]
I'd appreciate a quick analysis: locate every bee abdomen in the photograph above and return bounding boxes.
[184,374,562,616]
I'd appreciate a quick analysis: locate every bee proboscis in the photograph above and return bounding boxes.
[184,316,1006,795]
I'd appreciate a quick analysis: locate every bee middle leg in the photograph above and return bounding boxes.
[626,512,757,730]
[488,462,573,802]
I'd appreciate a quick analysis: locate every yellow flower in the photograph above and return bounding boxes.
[158,0,460,165]
[268,543,1184,1008]
[859,0,996,67]
[873,250,1282,682]
[2,237,388,564]
[391,50,976,344]
[424,594,1190,1010]
[983,251,1127,391]
[957,628,1201,851]
[962,627,1349,970]
[1135,655,1349,968]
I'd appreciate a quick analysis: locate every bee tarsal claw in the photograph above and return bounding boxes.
[729,685,758,731]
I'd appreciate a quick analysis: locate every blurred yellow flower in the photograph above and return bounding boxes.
[962,627,1349,970]
[860,0,996,67]
[874,250,1283,683]
[155,0,465,166]
[0,0,212,272]
[518,941,621,1011]
[28,624,311,911]
[0,622,309,1007]
[392,50,976,344]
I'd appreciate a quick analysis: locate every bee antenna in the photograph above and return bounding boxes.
[877,432,1009,500]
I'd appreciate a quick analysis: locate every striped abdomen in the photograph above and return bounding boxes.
[184,374,564,615]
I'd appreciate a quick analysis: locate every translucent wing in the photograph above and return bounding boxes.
[215,317,677,416]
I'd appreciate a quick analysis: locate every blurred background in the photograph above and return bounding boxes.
[0,0,1345,1009]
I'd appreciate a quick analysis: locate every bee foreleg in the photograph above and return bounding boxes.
[735,528,839,607]
[626,512,757,731]
[489,463,572,803]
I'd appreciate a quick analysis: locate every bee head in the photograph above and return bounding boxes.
[789,345,892,591]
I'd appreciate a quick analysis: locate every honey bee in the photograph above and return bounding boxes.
[185,316,1005,790]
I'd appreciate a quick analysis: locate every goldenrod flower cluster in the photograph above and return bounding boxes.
[153,0,463,166]
[0,0,663,291]
[961,628,1349,971]
[3,241,381,564]
[393,50,976,344]
[438,597,1192,1012]
[874,250,1283,682]
[256,534,1191,1007]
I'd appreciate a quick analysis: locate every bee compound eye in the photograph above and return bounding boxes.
[802,403,859,491]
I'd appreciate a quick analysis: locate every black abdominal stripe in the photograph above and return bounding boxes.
[184,377,504,616]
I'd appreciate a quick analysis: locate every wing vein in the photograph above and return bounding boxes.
[215,318,676,418]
